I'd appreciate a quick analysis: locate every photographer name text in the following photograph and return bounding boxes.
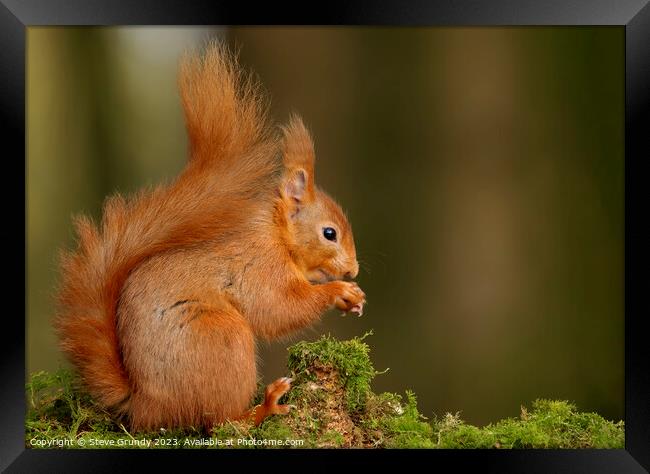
[29,437,304,448]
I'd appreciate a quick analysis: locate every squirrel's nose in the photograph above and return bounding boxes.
[345,262,359,280]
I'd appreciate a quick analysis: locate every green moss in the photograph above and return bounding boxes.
[26,334,624,449]
[287,331,376,412]
[433,400,625,449]
[360,391,435,448]
[320,430,347,447]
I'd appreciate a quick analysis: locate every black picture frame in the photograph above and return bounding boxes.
[3,1,649,472]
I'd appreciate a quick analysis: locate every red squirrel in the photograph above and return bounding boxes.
[53,42,366,431]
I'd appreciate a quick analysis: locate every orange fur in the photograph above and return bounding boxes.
[54,42,364,431]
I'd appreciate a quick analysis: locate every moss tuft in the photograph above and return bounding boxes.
[433,400,624,449]
[359,390,435,448]
[287,331,376,412]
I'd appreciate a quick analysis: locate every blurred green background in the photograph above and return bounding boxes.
[27,27,624,426]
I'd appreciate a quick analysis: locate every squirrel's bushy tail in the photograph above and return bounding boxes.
[54,42,280,412]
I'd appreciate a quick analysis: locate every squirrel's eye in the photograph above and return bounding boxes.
[323,227,337,242]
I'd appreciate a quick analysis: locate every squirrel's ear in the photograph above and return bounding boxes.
[282,168,310,214]
[281,115,315,207]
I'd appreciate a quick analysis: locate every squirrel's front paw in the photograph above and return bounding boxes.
[329,281,366,316]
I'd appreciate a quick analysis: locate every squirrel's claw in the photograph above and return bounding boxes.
[341,303,364,317]
[349,303,364,317]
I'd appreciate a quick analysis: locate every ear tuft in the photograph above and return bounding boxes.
[281,114,316,206]
[281,115,315,172]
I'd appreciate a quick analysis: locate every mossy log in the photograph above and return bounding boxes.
[26,333,624,449]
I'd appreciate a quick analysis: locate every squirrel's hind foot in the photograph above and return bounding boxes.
[264,376,293,410]
[237,376,294,425]
[263,377,294,416]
